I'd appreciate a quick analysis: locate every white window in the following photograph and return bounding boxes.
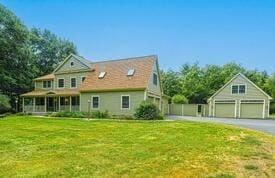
[127,69,135,76]
[232,85,246,94]
[98,72,106,79]
[43,81,51,88]
[71,77,76,88]
[58,78,64,88]
[92,96,99,109]
[121,95,130,109]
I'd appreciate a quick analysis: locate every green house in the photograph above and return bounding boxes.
[208,73,272,119]
[21,54,168,115]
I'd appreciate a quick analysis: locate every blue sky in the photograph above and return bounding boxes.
[1,0,275,73]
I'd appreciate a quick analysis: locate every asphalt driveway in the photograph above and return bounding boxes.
[166,115,275,136]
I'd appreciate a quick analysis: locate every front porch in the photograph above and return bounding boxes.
[22,96,80,113]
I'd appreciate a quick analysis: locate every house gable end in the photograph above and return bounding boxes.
[54,54,91,74]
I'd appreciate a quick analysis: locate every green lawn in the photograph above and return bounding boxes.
[0,116,274,177]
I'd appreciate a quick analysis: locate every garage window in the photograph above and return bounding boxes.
[232,85,238,94]
[232,85,246,94]
[239,85,246,94]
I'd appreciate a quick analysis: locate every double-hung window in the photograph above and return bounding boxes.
[92,96,99,109]
[71,77,76,88]
[121,95,130,109]
[58,79,64,88]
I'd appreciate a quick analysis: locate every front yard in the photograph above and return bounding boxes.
[0,116,274,177]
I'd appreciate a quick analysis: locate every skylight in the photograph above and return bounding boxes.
[98,72,106,79]
[127,69,135,76]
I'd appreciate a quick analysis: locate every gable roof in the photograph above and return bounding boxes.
[208,73,272,101]
[53,53,91,73]
[80,55,157,92]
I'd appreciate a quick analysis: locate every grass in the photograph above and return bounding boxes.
[270,114,275,118]
[0,116,275,177]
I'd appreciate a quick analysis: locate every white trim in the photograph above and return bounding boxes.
[239,100,241,118]
[91,95,100,110]
[79,93,82,111]
[263,99,266,118]
[234,100,238,118]
[70,77,77,88]
[213,100,216,117]
[267,101,270,118]
[144,90,147,100]
[121,95,130,110]
[57,78,65,89]
[181,104,184,116]
[69,96,72,112]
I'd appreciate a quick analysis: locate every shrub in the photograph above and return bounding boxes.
[172,94,188,104]
[50,110,110,119]
[134,101,163,120]
[0,94,11,114]
[90,110,110,119]
[50,111,87,118]
[112,114,134,120]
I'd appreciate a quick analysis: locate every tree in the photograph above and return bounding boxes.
[172,95,188,104]
[160,69,182,97]
[180,63,206,103]
[30,28,77,75]
[0,4,36,100]
[0,94,11,113]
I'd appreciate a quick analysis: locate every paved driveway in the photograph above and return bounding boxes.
[166,115,275,136]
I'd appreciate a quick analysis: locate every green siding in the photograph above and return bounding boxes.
[209,74,270,118]
[54,72,87,89]
[55,56,90,73]
[80,91,145,115]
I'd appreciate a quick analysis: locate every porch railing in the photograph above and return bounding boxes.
[35,105,45,112]
[71,105,80,112]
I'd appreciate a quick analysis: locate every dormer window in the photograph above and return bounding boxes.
[98,72,106,79]
[70,61,74,67]
[127,69,135,76]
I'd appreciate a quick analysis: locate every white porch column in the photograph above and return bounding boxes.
[69,96,72,112]
[33,97,36,112]
[22,97,25,113]
[58,96,60,112]
[44,97,47,112]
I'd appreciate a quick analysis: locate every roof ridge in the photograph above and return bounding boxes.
[90,55,157,64]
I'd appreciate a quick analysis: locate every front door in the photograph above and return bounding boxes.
[47,97,55,112]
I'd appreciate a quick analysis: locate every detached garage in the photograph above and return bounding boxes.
[208,73,272,119]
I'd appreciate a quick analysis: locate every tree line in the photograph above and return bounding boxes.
[161,63,275,112]
[0,4,77,112]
